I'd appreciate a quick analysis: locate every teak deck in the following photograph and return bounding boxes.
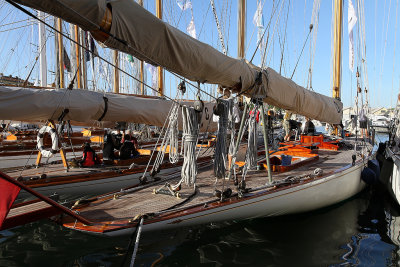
[73,139,371,223]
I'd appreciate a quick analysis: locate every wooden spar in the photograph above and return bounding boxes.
[38,11,47,87]
[0,171,93,226]
[139,0,145,95]
[237,0,245,103]
[80,28,88,89]
[56,18,64,88]
[74,25,82,89]
[332,0,343,99]
[113,50,119,93]
[156,0,164,97]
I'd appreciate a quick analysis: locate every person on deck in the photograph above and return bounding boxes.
[79,142,100,167]
[119,134,140,160]
[102,130,119,161]
[359,106,369,138]
[283,111,293,141]
[303,118,316,135]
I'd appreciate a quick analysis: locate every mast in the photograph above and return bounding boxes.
[38,11,47,87]
[80,29,88,89]
[56,18,64,88]
[237,0,246,59]
[74,25,82,88]
[332,0,343,99]
[156,0,163,96]
[113,50,119,93]
[139,0,144,95]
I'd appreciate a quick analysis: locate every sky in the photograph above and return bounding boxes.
[0,0,399,109]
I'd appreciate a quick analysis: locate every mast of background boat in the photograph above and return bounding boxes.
[73,25,82,88]
[332,0,343,135]
[38,11,47,87]
[113,50,119,93]
[139,0,145,95]
[80,28,88,89]
[156,0,163,96]
[56,18,64,88]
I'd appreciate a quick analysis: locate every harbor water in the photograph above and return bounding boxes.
[1,133,398,266]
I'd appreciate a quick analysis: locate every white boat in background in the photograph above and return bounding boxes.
[371,115,390,133]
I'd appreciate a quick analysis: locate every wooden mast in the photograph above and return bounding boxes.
[38,11,47,87]
[139,0,145,95]
[237,0,246,59]
[332,0,343,100]
[113,50,119,93]
[56,18,64,88]
[156,0,163,96]
[74,25,82,88]
[80,29,88,89]
[238,0,246,103]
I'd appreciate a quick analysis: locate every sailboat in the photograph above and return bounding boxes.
[0,0,376,238]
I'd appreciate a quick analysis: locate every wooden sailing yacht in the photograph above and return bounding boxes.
[0,0,376,237]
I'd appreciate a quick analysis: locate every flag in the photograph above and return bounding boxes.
[187,17,197,39]
[63,47,72,73]
[145,63,158,96]
[253,0,264,58]
[348,0,357,72]
[126,54,135,63]
[0,178,21,229]
[85,33,98,62]
[177,0,192,11]
[253,1,264,28]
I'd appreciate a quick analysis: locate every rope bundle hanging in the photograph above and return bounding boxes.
[214,100,229,178]
[246,105,258,169]
[150,101,180,175]
[228,99,238,157]
[177,106,200,188]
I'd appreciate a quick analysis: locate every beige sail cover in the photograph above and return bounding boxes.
[14,0,343,124]
[0,86,217,132]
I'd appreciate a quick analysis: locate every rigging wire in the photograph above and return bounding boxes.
[378,0,392,107]
[250,0,281,63]
[391,0,399,108]
[210,0,227,55]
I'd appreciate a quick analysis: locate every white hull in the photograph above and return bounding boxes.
[371,126,389,133]
[383,147,400,205]
[75,161,366,237]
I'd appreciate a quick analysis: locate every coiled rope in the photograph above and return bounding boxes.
[173,106,199,189]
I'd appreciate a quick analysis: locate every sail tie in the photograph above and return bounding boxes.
[97,96,108,121]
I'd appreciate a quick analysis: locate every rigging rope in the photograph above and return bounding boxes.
[210,0,227,55]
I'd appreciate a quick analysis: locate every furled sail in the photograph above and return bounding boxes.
[0,86,216,132]
[13,0,342,124]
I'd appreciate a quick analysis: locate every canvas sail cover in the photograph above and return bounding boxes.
[0,86,217,132]
[13,0,342,123]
